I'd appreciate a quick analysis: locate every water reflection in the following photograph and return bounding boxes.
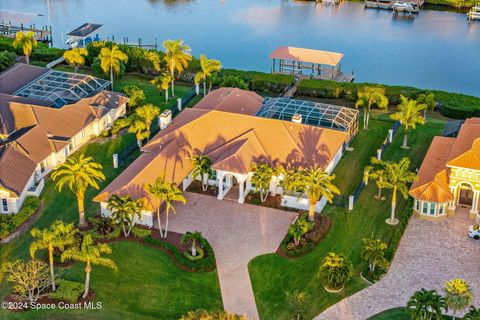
[1,0,479,95]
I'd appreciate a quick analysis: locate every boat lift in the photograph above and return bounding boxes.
[65,23,102,48]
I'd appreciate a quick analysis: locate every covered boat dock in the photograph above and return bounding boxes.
[66,23,102,48]
[269,46,354,82]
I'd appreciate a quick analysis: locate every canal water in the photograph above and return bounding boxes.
[2,0,479,96]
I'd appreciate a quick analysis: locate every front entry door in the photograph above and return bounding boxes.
[459,188,474,206]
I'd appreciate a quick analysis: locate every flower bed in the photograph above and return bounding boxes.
[0,196,40,240]
[278,214,332,258]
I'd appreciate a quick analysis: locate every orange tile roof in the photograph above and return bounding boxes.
[95,108,349,208]
[410,118,480,203]
[194,87,263,115]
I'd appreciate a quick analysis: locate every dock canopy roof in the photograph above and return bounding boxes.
[269,46,344,67]
[67,23,103,38]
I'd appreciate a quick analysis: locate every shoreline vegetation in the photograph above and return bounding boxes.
[313,0,476,10]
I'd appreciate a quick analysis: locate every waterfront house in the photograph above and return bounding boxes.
[409,118,480,221]
[95,88,357,227]
[0,64,128,214]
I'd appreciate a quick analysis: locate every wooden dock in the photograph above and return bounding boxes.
[365,0,425,13]
[0,23,52,44]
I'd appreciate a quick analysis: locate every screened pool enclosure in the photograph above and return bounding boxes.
[256,97,358,141]
[14,70,110,107]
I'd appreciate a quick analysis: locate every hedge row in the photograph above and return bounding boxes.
[144,235,216,272]
[0,196,40,239]
[219,69,294,94]
[0,36,64,62]
[297,79,480,119]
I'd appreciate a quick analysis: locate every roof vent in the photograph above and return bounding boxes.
[292,114,302,124]
[47,132,53,139]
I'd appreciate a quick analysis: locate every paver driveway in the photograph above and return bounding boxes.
[315,209,480,320]
[167,192,297,319]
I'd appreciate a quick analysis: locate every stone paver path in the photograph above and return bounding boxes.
[315,210,480,320]
[168,192,297,319]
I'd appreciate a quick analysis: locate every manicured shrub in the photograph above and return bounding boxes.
[111,117,133,135]
[49,279,84,303]
[0,196,40,239]
[215,75,248,90]
[251,73,294,94]
[131,226,151,239]
[184,247,205,261]
[0,51,16,72]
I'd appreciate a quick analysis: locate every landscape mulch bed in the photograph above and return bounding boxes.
[276,214,332,258]
[186,180,218,197]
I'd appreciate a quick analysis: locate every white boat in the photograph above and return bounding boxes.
[393,2,414,12]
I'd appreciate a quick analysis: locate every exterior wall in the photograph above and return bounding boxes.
[447,166,480,218]
[5,103,127,215]
[325,144,344,175]
[413,198,448,220]
[100,202,154,228]
[281,193,328,213]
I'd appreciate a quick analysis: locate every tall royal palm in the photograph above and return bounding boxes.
[163,39,192,97]
[355,90,389,130]
[13,31,37,64]
[297,167,340,223]
[390,95,426,149]
[192,155,213,191]
[144,177,186,238]
[194,55,222,96]
[52,155,105,227]
[98,45,128,88]
[151,73,173,102]
[107,195,142,237]
[30,221,77,291]
[378,157,417,225]
[63,47,88,72]
[61,234,116,298]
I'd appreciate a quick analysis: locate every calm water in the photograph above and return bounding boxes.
[2,0,480,96]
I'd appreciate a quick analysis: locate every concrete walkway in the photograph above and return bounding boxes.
[167,192,297,319]
[315,210,480,320]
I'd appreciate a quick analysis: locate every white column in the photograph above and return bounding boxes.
[217,172,224,200]
[238,177,245,204]
[470,191,479,214]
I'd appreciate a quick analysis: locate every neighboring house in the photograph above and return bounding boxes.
[95,88,357,227]
[0,64,128,214]
[410,118,480,221]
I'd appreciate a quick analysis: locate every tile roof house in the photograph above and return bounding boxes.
[409,118,480,221]
[0,64,128,214]
[95,88,352,227]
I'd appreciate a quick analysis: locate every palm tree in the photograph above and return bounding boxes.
[98,45,128,88]
[107,195,142,237]
[355,90,389,130]
[194,55,222,96]
[163,39,192,97]
[361,237,387,274]
[279,167,302,196]
[61,234,117,298]
[378,157,417,225]
[12,31,37,64]
[151,73,173,102]
[52,155,105,228]
[364,157,387,200]
[135,104,160,136]
[390,95,426,149]
[30,221,77,291]
[417,93,436,120]
[407,288,447,320]
[444,279,473,320]
[63,47,88,73]
[144,177,186,238]
[297,167,340,223]
[251,163,276,202]
[191,155,213,191]
[319,252,353,291]
[180,231,206,256]
[128,119,149,147]
[288,215,313,246]
[464,306,480,320]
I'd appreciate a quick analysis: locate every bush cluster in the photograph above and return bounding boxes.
[0,196,40,239]
[0,50,16,72]
[280,233,315,257]
[297,79,480,119]
[217,69,294,94]
[130,226,151,239]
[49,279,84,303]
[0,36,64,62]
[144,235,216,272]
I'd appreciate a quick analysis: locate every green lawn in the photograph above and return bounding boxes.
[368,307,454,320]
[0,133,222,319]
[54,65,195,112]
[249,117,445,320]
